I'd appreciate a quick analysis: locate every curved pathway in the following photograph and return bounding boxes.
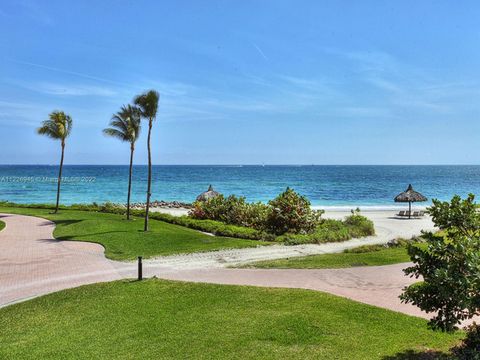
[0,213,126,307]
[0,212,432,321]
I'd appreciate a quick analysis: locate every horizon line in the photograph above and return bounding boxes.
[1,163,480,167]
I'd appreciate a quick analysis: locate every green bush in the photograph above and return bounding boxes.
[190,188,323,235]
[452,323,480,359]
[343,209,375,237]
[190,195,269,230]
[401,194,480,331]
[277,215,375,245]
[266,188,323,235]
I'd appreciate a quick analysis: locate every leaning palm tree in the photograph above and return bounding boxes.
[103,105,141,220]
[37,111,73,213]
[134,90,159,231]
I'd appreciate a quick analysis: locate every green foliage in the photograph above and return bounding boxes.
[148,212,273,241]
[279,216,375,245]
[190,194,269,230]
[452,323,480,359]
[401,194,480,331]
[103,105,141,144]
[191,188,323,236]
[266,187,323,235]
[37,111,72,141]
[0,220,5,232]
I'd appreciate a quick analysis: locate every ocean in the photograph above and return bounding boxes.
[1,165,479,209]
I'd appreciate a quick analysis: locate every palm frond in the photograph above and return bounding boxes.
[37,111,73,141]
[103,104,141,143]
[133,90,159,120]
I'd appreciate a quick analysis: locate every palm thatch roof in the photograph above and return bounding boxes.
[394,184,427,203]
[196,185,221,202]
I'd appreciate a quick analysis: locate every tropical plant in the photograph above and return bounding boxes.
[134,90,159,231]
[103,105,141,220]
[401,194,480,331]
[37,111,72,213]
[190,194,269,229]
[266,187,322,235]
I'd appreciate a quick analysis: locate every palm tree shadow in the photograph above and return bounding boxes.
[57,230,129,240]
[382,350,452,359]
[39,220,82,226]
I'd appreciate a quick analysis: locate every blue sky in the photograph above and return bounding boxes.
[1,0,479,165]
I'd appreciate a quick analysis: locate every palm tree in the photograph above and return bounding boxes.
[37,111,73,213]
[103,105,141,220]
[134,90,159,231]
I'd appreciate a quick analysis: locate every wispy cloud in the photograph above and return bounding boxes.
[9,59,127,86]
[14,81,117,97]
[335,49,480,115]
[252,43,268,61]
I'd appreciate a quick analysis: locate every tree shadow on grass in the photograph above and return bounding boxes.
[39,219,83,226]
[57,230,129,240]
[382,349,453,360]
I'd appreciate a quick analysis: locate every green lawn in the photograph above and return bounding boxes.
[0,207,267,260]
[240,246,412,269]
[0,279,462,359]
[0,219,5,231]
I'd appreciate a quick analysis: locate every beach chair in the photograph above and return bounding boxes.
[405,211,411,217]
[413,211,420,217]
[397,210,406,217]
[418,211,425,216]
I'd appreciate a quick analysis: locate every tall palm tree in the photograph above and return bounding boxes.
[103,105,141,220]
[37,111,73,214]
[134,90,159,231]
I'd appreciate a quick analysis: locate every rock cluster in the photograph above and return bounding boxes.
[130,200,193,209]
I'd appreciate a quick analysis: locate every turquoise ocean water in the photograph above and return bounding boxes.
[1,165,479,209]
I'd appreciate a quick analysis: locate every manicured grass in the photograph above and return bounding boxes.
[241,246,412,269]
[0,219,5,232]
[0,207,268,260]
[0,279,462,359]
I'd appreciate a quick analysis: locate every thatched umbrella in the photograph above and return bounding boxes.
[394,184,427,219]
[196,185,220,202]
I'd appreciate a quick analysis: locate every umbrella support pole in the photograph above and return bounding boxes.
[409,202,411,219]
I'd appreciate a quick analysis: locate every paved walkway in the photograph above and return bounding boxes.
[0,212,432,320]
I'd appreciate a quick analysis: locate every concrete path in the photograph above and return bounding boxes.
[0,212,433,321]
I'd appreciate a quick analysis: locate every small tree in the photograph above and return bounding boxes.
[400,194,480,331]
[266,187,322,235]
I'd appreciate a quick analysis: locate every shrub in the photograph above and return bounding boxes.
[401,194,480,331]
[343,209,375,237]
[452,323,480,359]
[277,215,375,245]
[266,187,323,235]
[190,195,269,230]
[190,188,322,235]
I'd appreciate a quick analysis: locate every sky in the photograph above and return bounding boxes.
[0,0,479,165]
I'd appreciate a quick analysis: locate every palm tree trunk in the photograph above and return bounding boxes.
[127,144,134,220]
[55,142,65,214]
[144,118,153,231]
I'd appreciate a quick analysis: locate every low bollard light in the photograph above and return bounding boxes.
[138,256,143,281]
